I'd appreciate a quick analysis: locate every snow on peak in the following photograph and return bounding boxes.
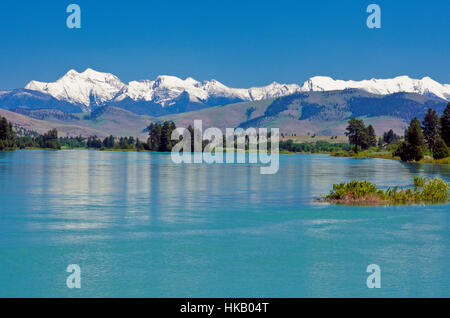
[25,68,304,110]
[300,75,450,100]
[25,69,126,110]
[24,68,450,112]
[115,75,302,107]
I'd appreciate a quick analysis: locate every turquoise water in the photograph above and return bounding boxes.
[0,150,449,298]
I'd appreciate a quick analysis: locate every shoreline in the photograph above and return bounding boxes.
[2,147,450,165]
[330,151,450,165]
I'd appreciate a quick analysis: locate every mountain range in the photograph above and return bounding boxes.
[22,68,303,115]
[0,68,446,115]
[0,68,449,137]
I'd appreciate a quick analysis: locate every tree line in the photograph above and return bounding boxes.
[148,122,177,151]
[0,115,15,150]
[0,117,177,152]
[84,135,147,151]
[280,140,351,153]
[394,104,450,161]
[16,128,62,149]
[148,122,211,152]
[345,102,450,161]
[3,104,450,161]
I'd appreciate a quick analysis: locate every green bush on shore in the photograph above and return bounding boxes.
[432,137,450,159]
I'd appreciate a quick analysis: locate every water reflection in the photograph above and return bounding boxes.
[1,150,449,297]
[4,150,450,234]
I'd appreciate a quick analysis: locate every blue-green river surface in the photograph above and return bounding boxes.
[0,150,449,297]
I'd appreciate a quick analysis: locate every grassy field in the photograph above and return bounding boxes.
[280,135,348,144]
[331,150,398,160]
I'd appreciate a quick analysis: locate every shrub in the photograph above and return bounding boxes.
[394,141,424,162]
[326,180,379,200]
[322,177,449,205]
[432,137,449,159]
[421,177,449,202]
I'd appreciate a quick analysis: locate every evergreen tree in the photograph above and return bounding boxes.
[394,117,425,162]
[432,137,449,159]
[366,125,377,148]
[148,123,162,151]
[0,117,8,140]
[406,117,426,152]
[87,136,102,149]
[160,121,175,152]
[119,137,129,149]
[422,108,440,149]
[148,121,176,152]
[41,129,61,149]
[440,102,450,147]
[345,118,367,153]
[0,115,16,150]
[187,125,195,152]
[135,138,145,151]
[383,129,400,144]
[102,135,113,148]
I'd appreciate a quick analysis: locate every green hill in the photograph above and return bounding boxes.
[2,90,447,138]
[159,89,447,136]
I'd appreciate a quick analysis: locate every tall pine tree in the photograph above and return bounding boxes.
[422,108,440,149]
[148,123,162,151]
[394,117,426,162]
[366,125,377,148]
[440,102,450,147]
[0,115,16,150]
[160,121,177,152]
[345,118,367,153]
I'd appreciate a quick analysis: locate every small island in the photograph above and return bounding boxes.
[317,176,449,206]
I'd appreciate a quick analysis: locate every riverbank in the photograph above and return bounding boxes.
[10,147,290,154]
[5,147,450,163]
[331,150,450,165]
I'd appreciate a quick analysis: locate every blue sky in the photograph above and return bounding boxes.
[0,0,449,89]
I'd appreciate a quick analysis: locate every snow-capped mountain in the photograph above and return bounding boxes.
[21,69,450,115]
[115,76,303,106]
[25,69,303,111]
[26,69,126,111]
[115,76,247,106]
[301,76,450,101]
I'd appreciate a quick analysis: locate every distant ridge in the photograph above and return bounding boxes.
[300,75,450,101]
[1,90,447,138]
[24,68,303,113]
